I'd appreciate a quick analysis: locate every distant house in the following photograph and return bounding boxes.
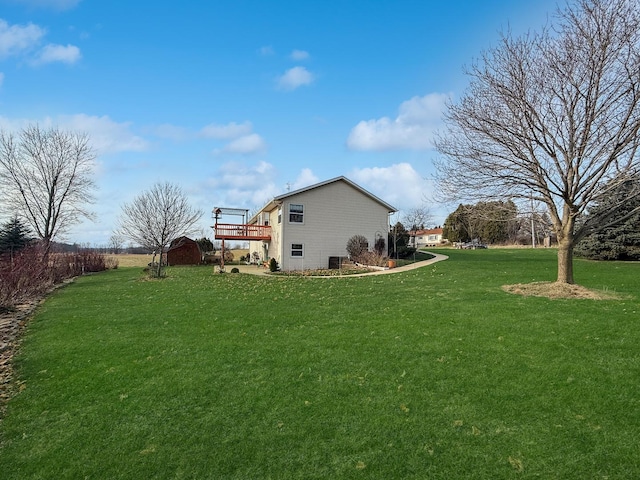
[213,177,396,271]
[166,236,201,265]
[409,227,444,249]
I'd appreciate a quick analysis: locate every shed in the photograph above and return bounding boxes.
[166,236,201,265]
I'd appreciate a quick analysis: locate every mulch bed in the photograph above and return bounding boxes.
[502,281,626,300]
[0,300,40,418]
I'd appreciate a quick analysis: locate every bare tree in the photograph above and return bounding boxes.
[403,206,433,230]
[117,182,203,276]
[434,0,640,284]
[0,125,96,254]
[109,233,125,254]
[403,205,433,248]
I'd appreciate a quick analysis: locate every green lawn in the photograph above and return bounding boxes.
[1,249,639,479]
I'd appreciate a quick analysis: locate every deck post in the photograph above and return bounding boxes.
[220,238,225,272]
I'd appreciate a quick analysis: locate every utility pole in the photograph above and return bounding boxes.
[530,194,536,248]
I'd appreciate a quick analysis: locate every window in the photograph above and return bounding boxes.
[291,243,304,257]
[277,207,282,224]
[289,204,304,223]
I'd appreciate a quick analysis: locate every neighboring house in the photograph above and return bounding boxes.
[166,236,201,265]
[213,177,396,271]
[409,227,444,249]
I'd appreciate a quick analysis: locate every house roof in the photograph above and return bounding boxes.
[252,176,397,221]
[410,227,443,236]
[167,236,199,251]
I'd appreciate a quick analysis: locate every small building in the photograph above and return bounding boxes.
[409,227,444,249]
[166,236,201,265]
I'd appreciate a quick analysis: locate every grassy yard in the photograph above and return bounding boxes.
[1,249,638,479]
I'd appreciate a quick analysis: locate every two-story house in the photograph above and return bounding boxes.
[243,177,396,271]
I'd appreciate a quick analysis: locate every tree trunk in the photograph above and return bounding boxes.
[557,238,574,284]
[156,250,163,278]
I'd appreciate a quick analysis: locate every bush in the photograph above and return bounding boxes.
[346,235,369,261]
[269,258,279,272]
[0,245,114,310]
[392,246,417,259]
[356,250,388,267]
[0,247,51,309]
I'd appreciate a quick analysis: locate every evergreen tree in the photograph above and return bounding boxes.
[442,205,473,243]
[195,237,215,253]
[0,216,32,255]
[575,175,640,260]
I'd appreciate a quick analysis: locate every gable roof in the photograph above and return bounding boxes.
[255,176,397,219]
[167,236,200,251]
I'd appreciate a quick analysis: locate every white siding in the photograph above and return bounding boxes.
[248,208,280,265]
[279,181,390,270]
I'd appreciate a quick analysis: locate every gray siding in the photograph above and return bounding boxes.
[280,181,390,270]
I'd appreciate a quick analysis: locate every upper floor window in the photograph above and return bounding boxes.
[277,207,282,224]
[289,204,304,223]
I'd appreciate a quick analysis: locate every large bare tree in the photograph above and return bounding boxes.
[0,125,96,253]
[434,0,640,284]
[117,182,203,276]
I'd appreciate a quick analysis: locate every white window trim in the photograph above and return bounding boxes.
[288,203,304,224]
[291,243,304,258]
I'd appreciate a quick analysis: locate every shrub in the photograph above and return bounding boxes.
[269,258,279,272]
[346,235,369,261]
[356,250,388,267]
[0,246,51,309]
[374,236,386,256]
[396,246,417,259]
[0,245,114,310]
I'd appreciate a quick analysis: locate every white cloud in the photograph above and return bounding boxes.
[221,133,267,155]
[147,120,267,155]
[0,19,44,57]
[291,168,318,190]
[60,115,148,153]
[204,160,280,209]
[347,93,449,151]
[290,49,309,61]
[200,121,253,140]
[0,19,81,66]
[349,163,427,211]
[0,72,4,87]
[277,66,314,91]
[33,43,81,65]
[151,123,190,141]
[54,114,149,154]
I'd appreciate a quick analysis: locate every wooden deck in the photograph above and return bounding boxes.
[213,223,271,241]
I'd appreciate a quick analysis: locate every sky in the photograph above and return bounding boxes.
[0,0,559,246]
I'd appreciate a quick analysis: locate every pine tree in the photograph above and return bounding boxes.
[0,216,33,256]
[575,176,640,260]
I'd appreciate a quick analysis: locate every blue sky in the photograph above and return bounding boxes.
[0,0,558,246]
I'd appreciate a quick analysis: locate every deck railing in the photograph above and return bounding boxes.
[213,223,271,240]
